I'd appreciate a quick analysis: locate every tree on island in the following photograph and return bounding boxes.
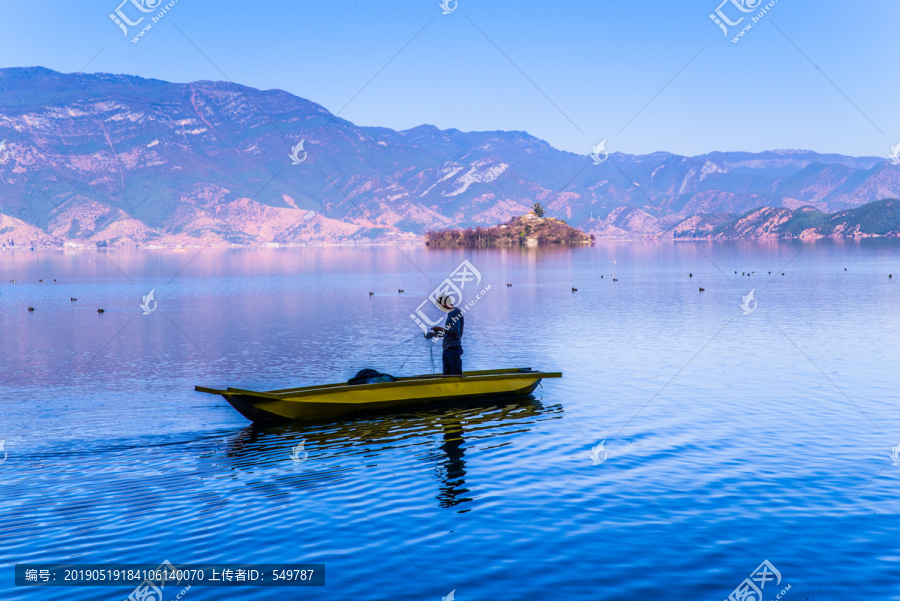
[532,202,545,218]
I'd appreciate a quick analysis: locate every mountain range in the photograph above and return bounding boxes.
[672,198,900,239]
[1,66,899,248]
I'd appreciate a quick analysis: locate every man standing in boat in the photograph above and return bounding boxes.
[428,294,464,375]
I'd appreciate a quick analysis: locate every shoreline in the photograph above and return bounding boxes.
[3,233,898,252]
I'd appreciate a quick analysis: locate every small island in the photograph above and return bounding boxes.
[425,203,595,248]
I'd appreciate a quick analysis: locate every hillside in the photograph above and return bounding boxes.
[669,198,900,239]
[1,67,900,247]
[425,213,594,247]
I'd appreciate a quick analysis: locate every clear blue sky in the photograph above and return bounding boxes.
[0,0,896,157]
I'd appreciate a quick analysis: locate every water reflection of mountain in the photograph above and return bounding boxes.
[223,397,563,510]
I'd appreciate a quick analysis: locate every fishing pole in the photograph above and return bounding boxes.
[395,340,422,372]
[382,334,421,354]
[351,333,420,372]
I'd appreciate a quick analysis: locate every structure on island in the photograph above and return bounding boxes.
[425,204,595,248]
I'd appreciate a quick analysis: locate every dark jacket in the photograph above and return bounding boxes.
[442,307,464,350]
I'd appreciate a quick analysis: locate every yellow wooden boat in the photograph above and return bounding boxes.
[196,367,562,423]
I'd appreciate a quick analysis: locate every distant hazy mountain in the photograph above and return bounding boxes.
[670,198,900,239]
[1,67,898,247]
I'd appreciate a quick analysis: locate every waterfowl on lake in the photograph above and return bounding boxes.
[97,309,105,313]
[369,291,374,296]
[70,297,77,301]
[28,307,34,311]
[398,289,404,293]
[571,287,577,292]
[699,287,705,292]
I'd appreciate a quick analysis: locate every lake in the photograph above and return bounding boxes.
[1,240,899,601]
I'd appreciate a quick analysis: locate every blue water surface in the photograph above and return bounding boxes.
[1,240,898,600]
